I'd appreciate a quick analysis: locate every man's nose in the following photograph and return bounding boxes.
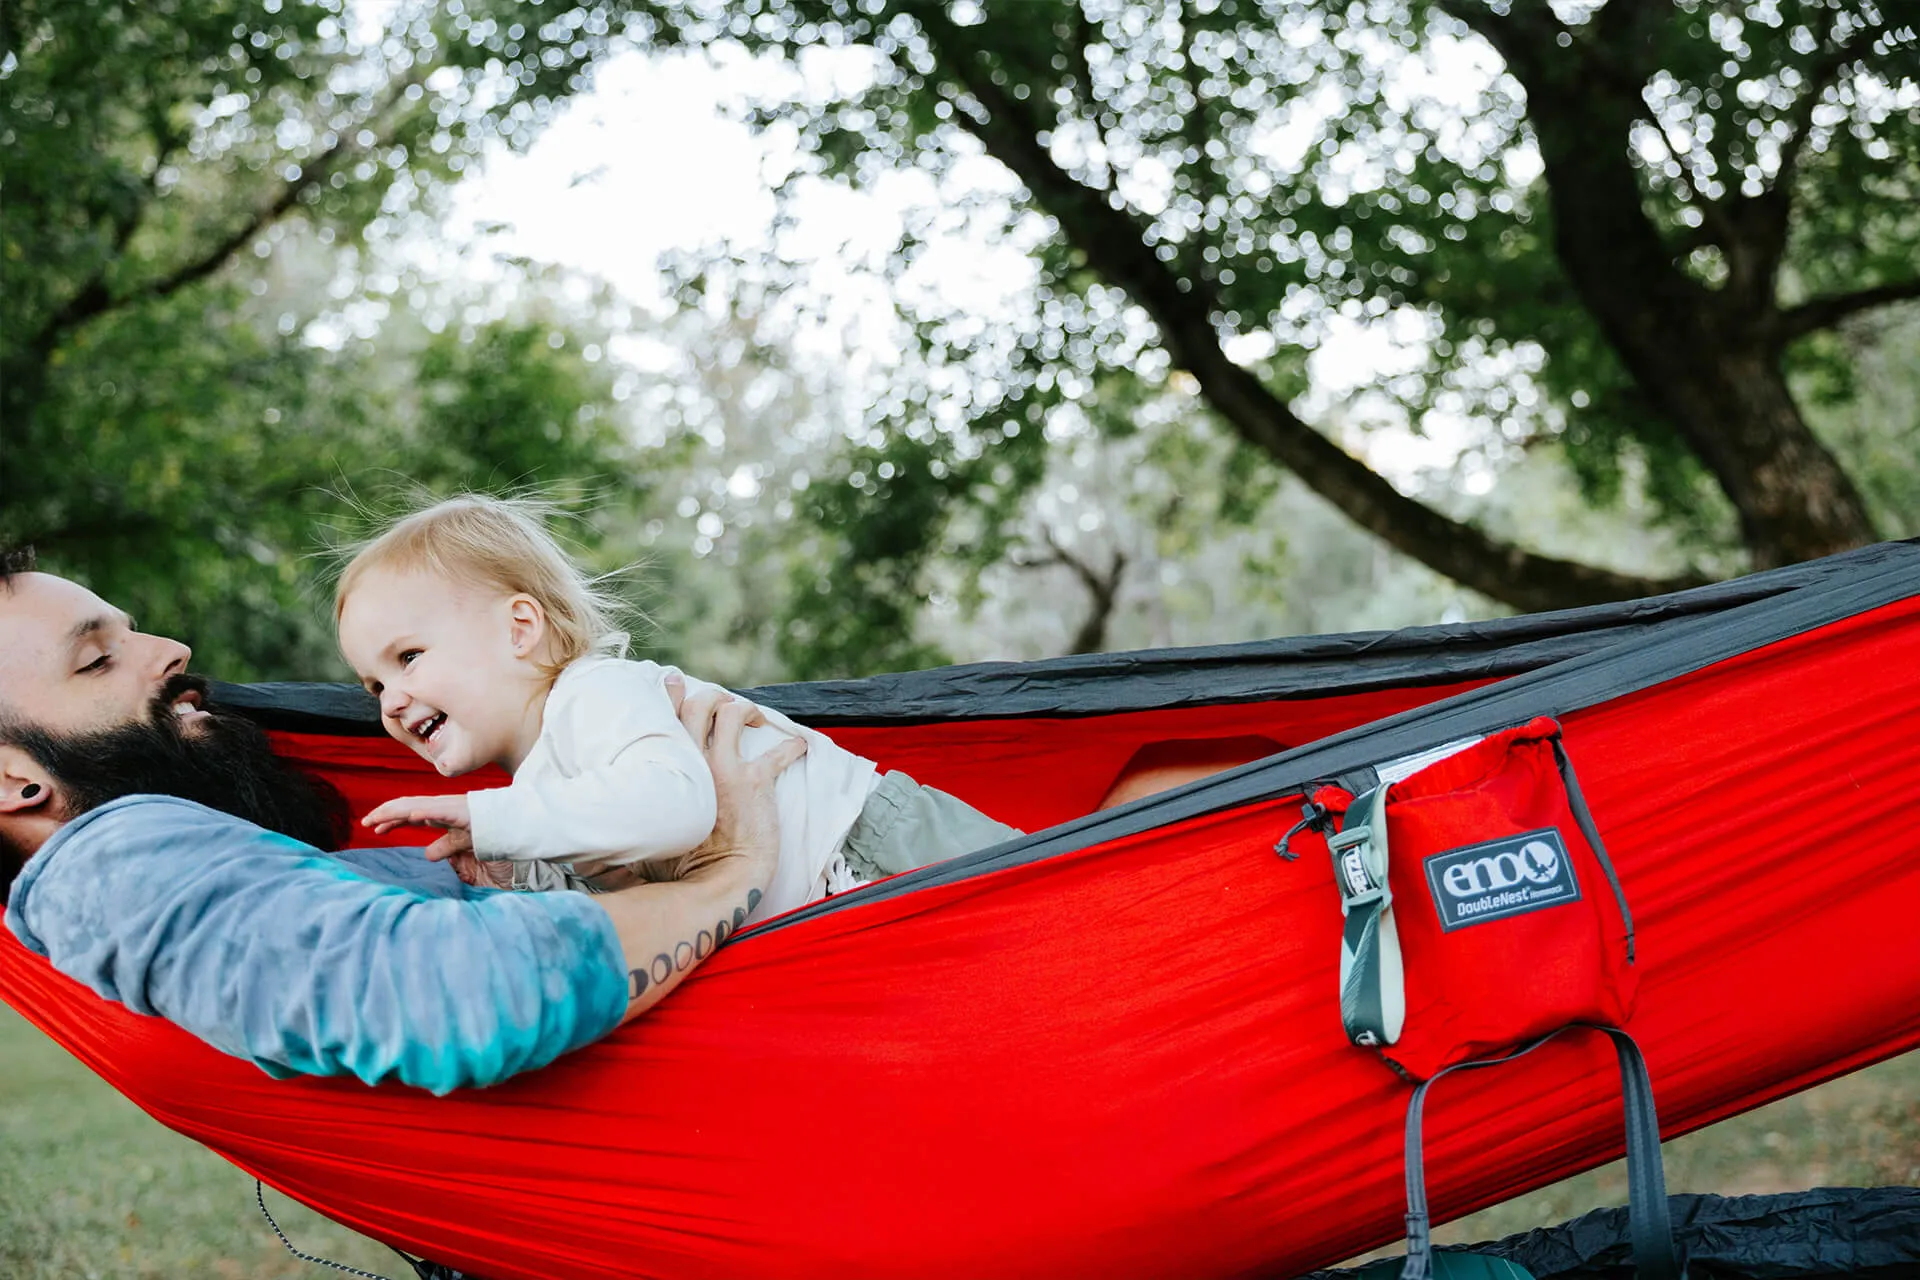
[147,635,191,680]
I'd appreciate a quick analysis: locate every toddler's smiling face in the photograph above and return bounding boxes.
[338,568,551,777]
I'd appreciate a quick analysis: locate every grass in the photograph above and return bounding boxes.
[0,1004,398,1280]
[3,1002,1916,1279]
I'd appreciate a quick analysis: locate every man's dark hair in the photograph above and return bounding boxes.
[0,544,35,892]
[0,797,23,899]
[0,739,29,897]
[0,544,36,588]
[0,815,19,899]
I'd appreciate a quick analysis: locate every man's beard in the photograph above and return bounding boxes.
[10,675,350,852]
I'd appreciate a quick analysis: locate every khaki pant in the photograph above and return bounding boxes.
[837,771,1022,880]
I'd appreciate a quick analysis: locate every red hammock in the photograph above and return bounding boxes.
[5,546,1920,1280]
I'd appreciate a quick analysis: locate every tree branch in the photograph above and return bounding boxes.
[30,69,427,360]
[1040,525,1123,594]
[1069,6,1103,124]
[1430,0,1583,77]
[142,142,347,307]
[1017,526,1128,655]
[2,109,185,428]
[1719,17,1886,307]
[1428,0,1509,46]
[907,2,1701,612]
[1060,4,1114,190]
[36,139,179,361]
[1179,0,1217,248]
[1636,118,1746,256]
[1440,0,1741,282]
[1776,276,1920,343]
[1774,18,1882,198]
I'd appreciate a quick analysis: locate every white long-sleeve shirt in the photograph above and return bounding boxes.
[465,657,878,921]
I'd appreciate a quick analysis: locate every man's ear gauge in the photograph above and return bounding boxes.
[21,784,41,800]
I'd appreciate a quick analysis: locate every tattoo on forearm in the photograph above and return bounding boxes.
[626,887,767,1002]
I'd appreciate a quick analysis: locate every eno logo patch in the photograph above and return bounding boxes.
[1423,828,1580,932]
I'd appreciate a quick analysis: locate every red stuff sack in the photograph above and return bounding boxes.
[1314,716,1637,1081]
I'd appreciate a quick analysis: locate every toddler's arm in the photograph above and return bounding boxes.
[466,660,719,866]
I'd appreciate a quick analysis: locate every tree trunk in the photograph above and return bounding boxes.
[1620,335,1876,566]
[1529,128,1878,565]
[1465,5,1880,568]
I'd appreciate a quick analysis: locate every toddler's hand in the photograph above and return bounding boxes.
[424,826,476,864]
[442,848,515,890]
[362,794,472,849]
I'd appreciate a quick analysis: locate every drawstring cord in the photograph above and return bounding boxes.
[1274,794,1335,861]
[256,1179,399,1280]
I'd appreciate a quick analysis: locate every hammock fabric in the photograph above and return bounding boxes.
[4,543,1920,1280]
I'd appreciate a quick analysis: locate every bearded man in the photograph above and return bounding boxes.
[0,548,794,1092]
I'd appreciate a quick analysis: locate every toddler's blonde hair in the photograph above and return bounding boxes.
[334,494,627,677]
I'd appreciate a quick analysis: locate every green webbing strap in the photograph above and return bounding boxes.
[1330,786,1405,1048]
[1397,1026,1683,1280]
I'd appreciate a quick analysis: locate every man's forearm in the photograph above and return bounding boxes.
[597,853,765,1023]
[603,679,797,1021]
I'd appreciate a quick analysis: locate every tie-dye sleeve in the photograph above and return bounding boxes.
[5,795,629,1095]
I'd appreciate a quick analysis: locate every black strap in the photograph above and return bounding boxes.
[1611,1031,1678,1280]
[1398,1026,1681,1280]
[1550,736,1635,964]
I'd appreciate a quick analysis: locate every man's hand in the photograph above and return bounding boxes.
[590,676,808,1024]
[664,675,805,886]
[362,794,474,862]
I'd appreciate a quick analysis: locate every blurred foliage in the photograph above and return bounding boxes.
[3,1,1918,684]
[627,0,1920,665]
[0,0,658,678]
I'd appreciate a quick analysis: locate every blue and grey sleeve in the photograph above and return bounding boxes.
[4,795,630,1094]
